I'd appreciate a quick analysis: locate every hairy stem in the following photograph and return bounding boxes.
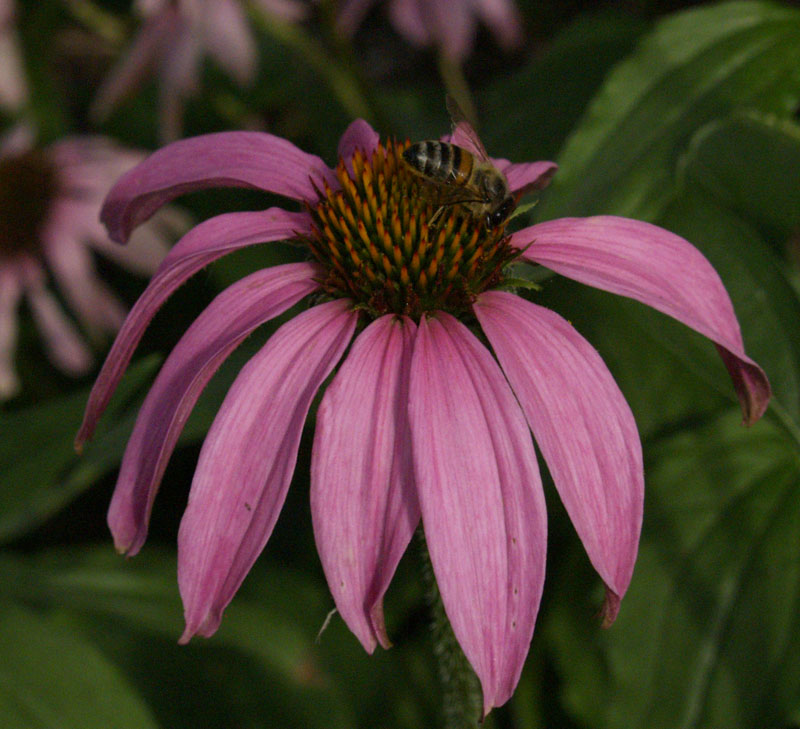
[418,528,483,729]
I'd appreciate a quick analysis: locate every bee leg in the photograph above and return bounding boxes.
[428,206,445,229]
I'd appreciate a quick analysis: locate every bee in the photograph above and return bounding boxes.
[402,96,515,229]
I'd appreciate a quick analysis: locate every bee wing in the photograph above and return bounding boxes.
[412,175,484,208]
[446,94,490,163]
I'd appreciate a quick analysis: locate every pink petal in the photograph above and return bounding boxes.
[100,133,334,243]
[475,0,524,50]
[178,300,358,642]
[108,262,320,557]
[156,60,191,144]
[76,209,311,450]
[514,216,771,424]
[335,0,378,36]
[43,231,126,334]
[311,315,420,652]
[90,6,181,121]
[475,291,643,610]
[388,0,433,47]
[337,119,380,174]
[409,312,547,716]
[202,0,257,86]
[494,159,557,198]
[24,273,92,375]
[426,2,478,63]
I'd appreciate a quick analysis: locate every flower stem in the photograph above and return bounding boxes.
[418,528,484,729]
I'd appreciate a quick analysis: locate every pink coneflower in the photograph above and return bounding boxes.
[0,127,180,399]
[91,0,306,142]
[0,0,28,112]
[77,118,769,715]
[336,0,524,62]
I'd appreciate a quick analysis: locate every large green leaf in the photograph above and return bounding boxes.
[0,547,357,728]
[656,192,800,433]
[538,1,800,221]
[0,357,160,544]
[547,410,800,729]
[0,600,159,729]
[678,112,800,242]
[483,10,647,162]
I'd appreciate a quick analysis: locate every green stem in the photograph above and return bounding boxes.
[252,9,374,124]
[418,529,484,729]
[437,55,477,129]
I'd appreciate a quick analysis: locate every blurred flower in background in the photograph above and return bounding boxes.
[0,126,182,399]
[0,0,28,112]
[77,112,768,715]
[336,0,524,62]
[91,0,306,142]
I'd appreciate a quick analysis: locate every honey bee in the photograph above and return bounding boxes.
[402,97,515,229]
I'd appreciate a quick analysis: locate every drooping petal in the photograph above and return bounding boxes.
[475,0,523,50]
[311,315,420,652]
[24,272,92,375]
[202,0,257,87]
[86,205,184,276]
[335,0,378,36]
[109,262,320,557]
[90,6,181,122]
[178,300,358,642]
[409,312,547,716]
[43,230,126,334]
[426,0,475,61]
[100,133,334,243]
[475,291,643,613]
[514,216,771,424]
[76,208,311,449]
[388,0,434,47]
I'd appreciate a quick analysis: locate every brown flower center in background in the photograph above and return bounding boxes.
[0,149,59,261]
[302,140,517,320]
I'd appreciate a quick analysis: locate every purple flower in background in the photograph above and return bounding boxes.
[337,0,523,62]
[0,0,28,112]
[91,0,305,142]
[0,127,182,398]
[77,117,769,715]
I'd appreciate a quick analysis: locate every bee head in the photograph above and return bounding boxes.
[486,196,515,228]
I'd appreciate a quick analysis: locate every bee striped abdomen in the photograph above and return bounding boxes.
[403,141,473,186]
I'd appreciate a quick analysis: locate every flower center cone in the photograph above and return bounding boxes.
[303,140,517,320]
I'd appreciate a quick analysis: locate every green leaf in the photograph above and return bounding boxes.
[0,547,357,728]
[0,357,160,544]
[678,111,800,244]
[547,410,800,729]
[538,1,800,221]
[484,9,647,161]
[0,600,159,729]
